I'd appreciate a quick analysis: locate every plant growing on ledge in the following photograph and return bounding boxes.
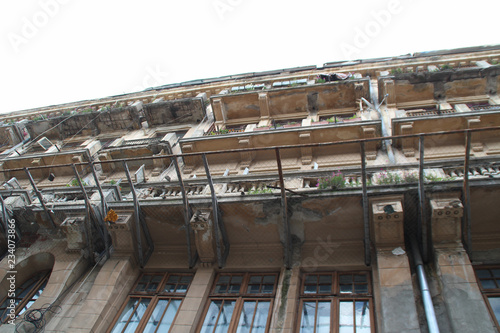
[317,171,346,190]
[375,170,419,185]
[391,68,403,75]
[67,179,88,187]
[440,64,453,70]
[248,188,273,195]
[316,78,326,84]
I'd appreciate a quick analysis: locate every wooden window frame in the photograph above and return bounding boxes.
[0,270,51,323]
[296,271,374,333]
[107,272,193,333]
[197,272,279,333]
[474,266,500,329]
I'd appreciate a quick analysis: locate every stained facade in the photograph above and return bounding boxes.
[0,45,500,332]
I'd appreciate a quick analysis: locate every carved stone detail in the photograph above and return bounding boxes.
[190,209,220,264]
[370,196,404,247]
[430,197,463,243]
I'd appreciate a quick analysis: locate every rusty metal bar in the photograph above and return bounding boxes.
[202,154,229,268]
[276,148,292,268]
[418,136,428,262]
[4,126,500,174]
[123,162,144,267]
[172,157,197,268]
[24,168,57,229]
[462,131,472,255]
[361,142,371,266]
[0,194,8,233]
[88,162,111,259]
[71,164,96,264]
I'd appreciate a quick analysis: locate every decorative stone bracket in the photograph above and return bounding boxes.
[61,216,87,252]
[106,211,134,255]
[430,197,463,244]
[370,196,404,248]
[190,208,222,266]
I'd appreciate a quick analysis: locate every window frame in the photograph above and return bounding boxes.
[107,272,193,333]
[197,272,279,333]
[0,270,51,323]
[474,266,500,329]
[297,271,374,333]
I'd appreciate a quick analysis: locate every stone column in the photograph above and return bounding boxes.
[430,196,496,333]
[170,266,216,332]
[270,267,300,333]
[370,195,420,333]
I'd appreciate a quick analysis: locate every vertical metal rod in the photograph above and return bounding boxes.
[275,148,291,268]
[71,164,96,264]
[418,136,428,262]
[202,154,226,268]
[360,142,371,266]
[123,162,144,267]
[24,168,57,229]
[171,157,197,268]
[88,162,110,259]
[0,195,9,233]
[463,131,472,255]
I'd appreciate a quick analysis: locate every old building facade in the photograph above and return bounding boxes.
[1,45,500,332]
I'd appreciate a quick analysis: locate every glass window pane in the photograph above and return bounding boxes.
[262,284,274,294]
[167,275,180,283]
[305,275,318,284]
[111,298,151,333]
[355,284,368,294]
[218,276,230,284]
[476,269,492,278]
[229,284,241,293]
[304,284,317,294]
[176,284,188,293]
[339,275,353,284]
[481,280,497,289]
[144,299,181,333]
[231,276,243,284]
[354,274,367,283]
[200,300,235,333]
[318,275,331,284]
[249,276,262,284]
[300,302,317,332]
[263,275,276,284]
[247,284,261,294]
[164,284,175,293]
[318,284,332,294]
[236,301,256,333]
[180,276,193,283]
[143,299,168,333]
[214,284,228,294]
[340,284,353,294]
[355,301,371,333]
[488,297,500,324]
[339,301,354,333]
[316,301,331,333]
[252,301,271,333]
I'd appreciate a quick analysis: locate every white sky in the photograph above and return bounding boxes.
[0,0,498,114]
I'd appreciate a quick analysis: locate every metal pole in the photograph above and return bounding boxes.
[360,142,371,266]
[123,162,144,267]
[71,164,96,264]
[275,148,292,268]
[171,157,197,268]
[418,136,428,262]
[24,168,57,229]
[88,162,111,259]
[463,131,472,255]
[0,195,8,233]
[202,154,229,268]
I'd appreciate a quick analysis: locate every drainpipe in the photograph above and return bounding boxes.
[410,238,440,333]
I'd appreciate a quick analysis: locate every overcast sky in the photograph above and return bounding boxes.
[0,0,498,114]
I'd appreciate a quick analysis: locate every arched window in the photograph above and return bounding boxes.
[0,270,51,323]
